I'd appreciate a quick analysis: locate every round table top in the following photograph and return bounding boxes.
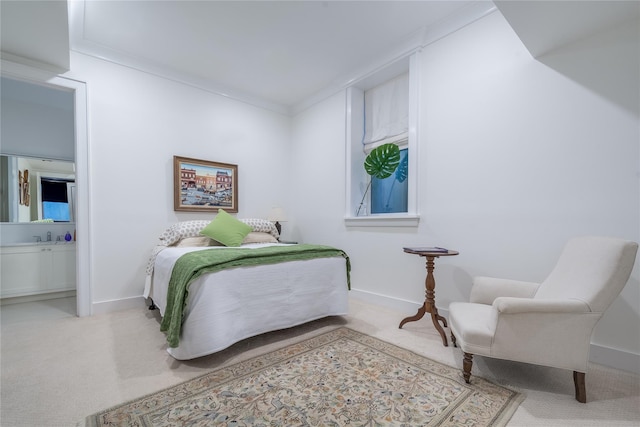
[403,247,459,256]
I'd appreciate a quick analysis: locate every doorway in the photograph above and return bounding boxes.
[1,67,91,317]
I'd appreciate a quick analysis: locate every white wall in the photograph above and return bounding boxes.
[292,11,639,364]
[64,52,292,305]
[1,78,75,161]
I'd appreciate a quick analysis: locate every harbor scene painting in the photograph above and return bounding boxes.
[173,156,238,213]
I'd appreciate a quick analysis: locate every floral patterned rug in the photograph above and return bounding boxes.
[86,328,522,426]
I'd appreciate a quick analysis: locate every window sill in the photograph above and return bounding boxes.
[344,214,420,228]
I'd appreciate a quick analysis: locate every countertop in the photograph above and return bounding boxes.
[1,241,76,247]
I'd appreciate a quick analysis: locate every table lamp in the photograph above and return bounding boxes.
[268,207,287,237]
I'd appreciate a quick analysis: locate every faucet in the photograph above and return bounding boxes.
[47,231,52,242]
[33,236,42,242]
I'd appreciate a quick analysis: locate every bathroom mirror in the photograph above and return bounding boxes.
[0,155,76,223]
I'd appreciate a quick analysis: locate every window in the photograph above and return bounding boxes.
[371,147,408,214]
[41,178,74,222]
[364,72,409,214]
[345,54,419,227]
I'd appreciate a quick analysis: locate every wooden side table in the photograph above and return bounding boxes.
[400,247,459,346]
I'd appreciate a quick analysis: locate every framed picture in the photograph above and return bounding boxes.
[173,156,238,213]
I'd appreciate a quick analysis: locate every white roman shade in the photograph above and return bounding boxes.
[363,72,409,147]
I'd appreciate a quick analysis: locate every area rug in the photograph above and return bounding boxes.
[86,327,523,426]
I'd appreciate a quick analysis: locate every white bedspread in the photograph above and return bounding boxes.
[151,243,349,359]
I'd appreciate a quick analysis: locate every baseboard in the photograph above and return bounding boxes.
[1,290,76,305]
[91,295,147,315]
[589,343,640,374]
[349,288,423,314]
[349,288,640,374]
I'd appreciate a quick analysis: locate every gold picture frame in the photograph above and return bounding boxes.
[173,156,238,213]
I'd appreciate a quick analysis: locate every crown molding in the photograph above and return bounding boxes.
[0,52,68,76]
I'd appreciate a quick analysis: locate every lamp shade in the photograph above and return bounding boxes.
[268,207,287,222]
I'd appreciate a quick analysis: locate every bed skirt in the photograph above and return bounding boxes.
[152,253,349,360]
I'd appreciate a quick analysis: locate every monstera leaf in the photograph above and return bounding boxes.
[395,151,408,183]
[379,150,409,212]
[357,143,401,215]
[364,143,401,179]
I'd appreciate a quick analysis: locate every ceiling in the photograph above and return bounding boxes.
[68,0,494,113]
[495,0,640,58]
[2,0,495,114]
[0,0,69,72]
[1,1,639,115]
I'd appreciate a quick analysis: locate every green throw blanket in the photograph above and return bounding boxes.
[160,244,351,348]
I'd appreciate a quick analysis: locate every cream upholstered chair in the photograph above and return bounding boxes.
[448,236,638,403]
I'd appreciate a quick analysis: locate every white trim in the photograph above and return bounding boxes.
[350,290,640,374]
[0,60,63,86]
[345,87,366,218]
[91,296,147,316]
[0,290,76,306]
[590,343,640,374]
[68,77,91,317]
[349,288,422,314]
[344,214,420,227]
[0,52,68,75]
[364,134,408,152]
[1,60,92,317]
[406,54,420,217]
[345,53,420,224]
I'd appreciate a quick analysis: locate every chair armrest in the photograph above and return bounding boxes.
[493,297,591,314]
[470,276,540,305]
[488,298,599,372]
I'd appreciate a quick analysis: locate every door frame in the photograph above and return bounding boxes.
[1,60,92,316]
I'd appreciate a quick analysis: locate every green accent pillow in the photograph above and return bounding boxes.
[200,209,252,247]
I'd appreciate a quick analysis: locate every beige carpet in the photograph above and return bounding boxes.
[86,327,522,426]
[1,296,639,426]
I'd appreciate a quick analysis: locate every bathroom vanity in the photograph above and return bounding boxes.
[0,242,76,298]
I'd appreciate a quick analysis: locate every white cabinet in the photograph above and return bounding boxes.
[0,244,76,298]
[0,246,44,296]
[50,245,76,291]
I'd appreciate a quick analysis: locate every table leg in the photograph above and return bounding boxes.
[398,255,449,346]
[398,302,427,328]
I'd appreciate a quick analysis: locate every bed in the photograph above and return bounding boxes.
[144,217,350,360]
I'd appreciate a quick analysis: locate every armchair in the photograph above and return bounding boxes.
[448,236,638,403]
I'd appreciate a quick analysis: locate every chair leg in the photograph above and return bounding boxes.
[463,352,473,383]
[573,371,586,403]
[451,333,457,347]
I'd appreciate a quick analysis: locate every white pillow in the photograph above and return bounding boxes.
[240,218,280,239]
[175,236,220,247]
[158,220,211,246]
[158,218,280,245]
[242,232,278,244]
